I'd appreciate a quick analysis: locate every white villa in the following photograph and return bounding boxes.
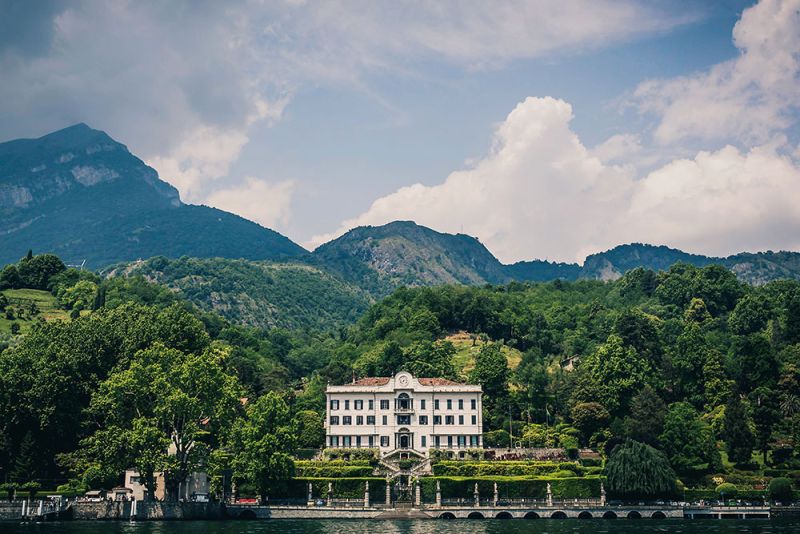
[325,371,483,458]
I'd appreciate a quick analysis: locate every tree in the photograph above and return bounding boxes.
[703,350,732,409]
[229,392,296,503]
[468,343,510,425]
[10,323,20,335]
[293,410,325,449]
[624,385,666,446]
[729,293,772,335]
[16,254,66,290]
[768,477,793,503]
[572,334,655,415]
[729,334,779,393]
[613,309,661,366]
[80,343,241,501]
[669,323,709,406]
[749,387,781,464]
[660,402,720,474]
[0,265,21,290]
[722,394,754,465]
[11,432,38,481]
[605,440,677,501]
[571,402,610,445]
[684,298,711,324]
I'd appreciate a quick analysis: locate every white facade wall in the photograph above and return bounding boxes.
[325,372,483,457]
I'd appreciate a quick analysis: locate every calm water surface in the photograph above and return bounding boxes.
[2,520,800,534]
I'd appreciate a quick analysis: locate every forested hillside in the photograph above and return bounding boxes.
[1,253,797,498]
[105,256,371,331]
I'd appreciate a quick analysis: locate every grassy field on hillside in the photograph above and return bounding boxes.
[0,288,71,335]
[447,331,522,379]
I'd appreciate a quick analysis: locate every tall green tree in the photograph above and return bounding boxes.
[229,392,296,503]
[606,440,677,501]
[722,394,754,465]
[624,385,666,446]
[469,343,510,427]
[749,387,781,464]
[660,402,720,474]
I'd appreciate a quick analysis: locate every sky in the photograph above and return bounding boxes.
[1,0,799,263]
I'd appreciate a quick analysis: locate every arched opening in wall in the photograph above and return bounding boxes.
[524,511,540,519]
[467,512,485,519]
[551,511,567,519]
[496,511,513,519]
[238,510,257,520]
[603,511,618,519]
[578,511,592,519]
[627,511,642,519]
[651,511,666,519]
[439,512,456,520]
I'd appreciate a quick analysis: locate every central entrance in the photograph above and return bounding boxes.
[399,434,409,448]
[395,427,413,451]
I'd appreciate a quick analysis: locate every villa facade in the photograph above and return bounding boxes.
[325,371,483,458]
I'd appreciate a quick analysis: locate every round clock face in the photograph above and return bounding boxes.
[398,375,409,386]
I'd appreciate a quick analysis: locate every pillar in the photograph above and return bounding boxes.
[415,478,421,507]
[435,480,441,508]
[493,482,499,506]
[364,481,370,508]
[474,483,480,507]
[385,478,391,506]
[307,482,313,504]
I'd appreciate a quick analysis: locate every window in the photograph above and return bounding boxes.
[447,436,453,448]
[330,400,339,410]
[368,399,374,410]
[458,435,466,447]
[419,415,428,425]
[471,399,477,410]
[470,435,479,447]
[380,399,389,410]
[396,393,411,410]
[356,436,361,447]
[420,399,426,409]
[434,399,440,410]
[434,436,441,448]
[356,415,364,425]
[330,436,339,447]
[445,415,454,425]
[354,400,363,410]
[397,415,411,425]
[367,415,375,425]
[343,436,351,447]
[471,415,477,425]
[368,435,374,447]
[421,436,427,447]
[382,415,388,425]
[344,400,350,410]
[433,415,442,425]
[380,436,389,447]
[458,415,464,425]
[447,399,452,410]
[458,399,464,410]
[130,476,140,484]
[330,416,340,425]
[343,416,352,425]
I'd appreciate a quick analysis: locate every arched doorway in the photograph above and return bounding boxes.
[578,511,592,519]
[399,434,409,448]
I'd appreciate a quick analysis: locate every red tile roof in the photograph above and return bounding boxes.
[351,377,391,386]
[418,378,464,386]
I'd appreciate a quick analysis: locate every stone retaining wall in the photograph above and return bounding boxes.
[71,501,222,520]
[0,502,23,520]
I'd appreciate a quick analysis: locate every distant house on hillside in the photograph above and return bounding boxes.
[325,371,483,459]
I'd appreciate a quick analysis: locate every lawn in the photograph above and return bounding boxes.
[0,288,72,335]
[446,331,523,380]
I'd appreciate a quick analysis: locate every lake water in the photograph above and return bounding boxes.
[2,520,800,534]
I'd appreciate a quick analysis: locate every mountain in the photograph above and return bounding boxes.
[580,243,715,280]
[311,221,510,296]
[105,256,371,330]
[0,124,306,267]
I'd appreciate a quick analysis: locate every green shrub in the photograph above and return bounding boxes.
[56,479,88,498]
[288,477,383,499]
[419,476,602,502]
[769,478,793,503]
[294,448,319,460]
[580,458,603,467]
[0,483,16,501]
[322,448,378,462]
[484,429,510,448]
[715,483,738,498]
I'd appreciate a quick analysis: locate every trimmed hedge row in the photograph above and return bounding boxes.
[420,476,602,501]
[431,461,588,477]
[287,477,384,499]
[295,465,375,477]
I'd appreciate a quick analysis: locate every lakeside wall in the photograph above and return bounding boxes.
[71,501,222,520]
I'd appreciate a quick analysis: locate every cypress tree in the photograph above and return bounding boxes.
[723,393,754,465]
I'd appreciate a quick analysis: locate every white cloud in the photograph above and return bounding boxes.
[0,0,696,207]
[633,0,800,145]
[313,96,800,263]
[205,177,295,230]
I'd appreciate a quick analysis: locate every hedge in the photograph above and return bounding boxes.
[322,448,378,461]
[295,465,375,477]
[286,477,384,499]
[431,460,585,477]
[419,476,602,501]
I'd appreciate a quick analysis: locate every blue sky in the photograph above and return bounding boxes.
[1,0,799,262]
